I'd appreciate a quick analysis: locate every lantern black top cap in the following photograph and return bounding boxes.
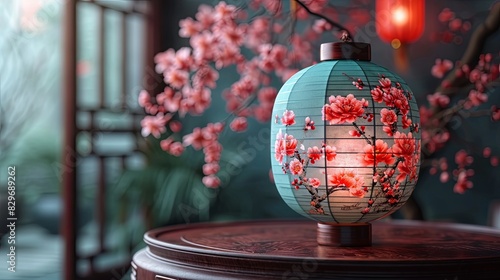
[320,42,371,61]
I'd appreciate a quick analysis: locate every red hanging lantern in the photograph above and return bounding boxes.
[376,0,425,71]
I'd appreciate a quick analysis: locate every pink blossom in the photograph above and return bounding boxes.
[349,187,366,198]
[154,49,175,74]
[466,90,488,108]
[182,86,212,115]
[492,106,500,121]
[253,104,273,122]
[138,90,151,108]
[219,24,246,47]
[370,87,384,103]
[169,142,184,156]
[184,123,223,151]
[401,115,412,129]
[449,18,462,31]
[214,45,244,69]
[231,76,257,99]
[205,122,224,134]
[349,129,361,137]
[309,178,321,188]
[438,8,455,22]
[431,59,453,79]
[164,69,189,89]
[455,149,473,167]
[274,130,285,164]
[244,17,271,49]
[141,115,168,138]
[174,47,194,70]
[160,137,174,151]
[230,117,248,132]
[419,106,433,127]
[273,23,283,33]
[257,87,277,104]
[214,1,237,21]
[193,65,219,89]
[190,31,215,62]
[281,110,296,126]
[313,19,332,33]
[491,156,499,167]
[379,77,392,88]
[392,132,416,160]
[383,87,410,115]
[195,4,215,28]
[439,158,448,171]
[324,145,337,161]
[469,69,482,83]
[307,146,322,164]
[322,94,366,125]
[483,147,492,158]
[380,108,397,125]
[274,130,297,164]
[359,140,395,166]
[203,162,220,175]
[258,44,288,72]
[163,89,182,113]
[289,158,303,175]
[288,35,312,65]
[202,175,220,188]
[183,127,206,150]
[427,92,450,108]
[328,170,364,190]
[304,117,315,131]
[383,125,394,136]
[179,17,200,38]
[204,142,222,163]
[396,153,419,183]
[440,171,450,183]
[169,120,182,133]
[453,170,473,194]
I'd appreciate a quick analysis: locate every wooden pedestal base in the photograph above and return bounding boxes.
[132,220,500,279]
[317,222,372,246]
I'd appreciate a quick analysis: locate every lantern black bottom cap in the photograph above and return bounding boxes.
[317,222,372,247]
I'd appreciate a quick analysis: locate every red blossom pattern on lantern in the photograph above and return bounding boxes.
[307,146,322,164]
[359,140,395,166]
[289,158,303,175]
[322,94,367,124]
[328,170,366,197]
[274,73,420,215]
[274,129,298,165]
[281,109,296,126]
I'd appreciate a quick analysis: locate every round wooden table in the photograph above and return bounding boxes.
[131,220,500,279]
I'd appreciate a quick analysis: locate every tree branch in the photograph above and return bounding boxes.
[293,0,352,39]
[435,2,500,98]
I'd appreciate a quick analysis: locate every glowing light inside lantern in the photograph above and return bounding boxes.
[392,7,408,25]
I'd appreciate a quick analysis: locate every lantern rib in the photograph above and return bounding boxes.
[324,61,340,223]
[353,61,377,223]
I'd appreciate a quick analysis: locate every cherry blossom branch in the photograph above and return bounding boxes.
[427,77,499,133]
[293,0,352,39]
[435,2,500,101]
[352,122,373,145]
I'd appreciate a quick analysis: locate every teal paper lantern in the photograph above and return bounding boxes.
[270,42,421,246]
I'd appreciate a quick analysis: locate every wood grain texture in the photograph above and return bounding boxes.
[133,220,500,279]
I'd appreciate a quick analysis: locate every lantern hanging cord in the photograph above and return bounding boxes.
[293,0,353,40]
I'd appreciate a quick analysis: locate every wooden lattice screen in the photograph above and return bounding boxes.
[62,0,167,279]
